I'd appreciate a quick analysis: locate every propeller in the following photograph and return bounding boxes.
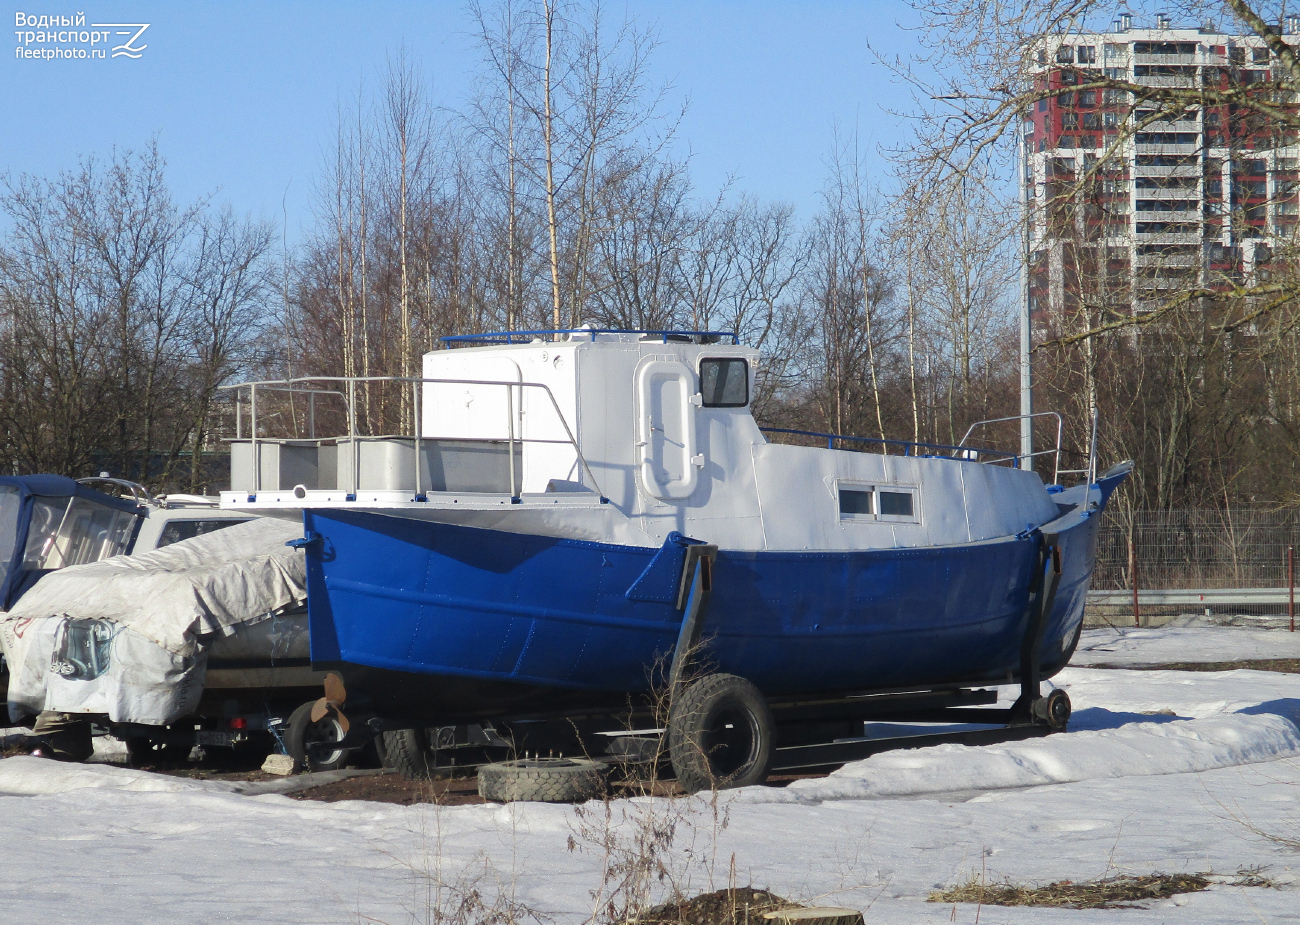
[309,671,350,733]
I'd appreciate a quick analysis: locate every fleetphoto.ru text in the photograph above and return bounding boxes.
[14,11,148,61]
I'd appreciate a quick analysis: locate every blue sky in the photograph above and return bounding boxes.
[2,1,924,244]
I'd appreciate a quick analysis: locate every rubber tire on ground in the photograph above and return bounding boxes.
[667,673,774,793]
[478,757,607,803]
[286,701,351,772]
[380,727,431,780]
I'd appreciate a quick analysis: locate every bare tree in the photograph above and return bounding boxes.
[0,146,272,489]
[184,208,275,491]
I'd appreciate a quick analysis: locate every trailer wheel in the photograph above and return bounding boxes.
[286,701,351,772]
[1032,688,1072,730]
[380,727,431,780]
[478,757,607,803]
[668,673,773,793]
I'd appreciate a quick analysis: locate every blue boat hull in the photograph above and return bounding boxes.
[302,486,1108,721]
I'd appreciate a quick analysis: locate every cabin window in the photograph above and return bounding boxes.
[30,498,137,568]
[838,483,920,524]
[699,358,749,407]
[0,486,20,594]
[838,489,874,517]
[878,489,916,519]
[156,518,251,549]
[23,497,70,568]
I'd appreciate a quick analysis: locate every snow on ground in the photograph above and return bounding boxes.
[8,628,1300,924]
[1074,626,1300,667]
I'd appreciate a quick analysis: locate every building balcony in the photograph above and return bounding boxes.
[1133,164,1201,177]
[1140,120,1200,132]
[1133,53,1200,66]
[1133,187,1200,199]
[1133,252,1200,267]
[1134,144,1201,157]
[1131,74,1199,88]
[1133,231,1202,244]
[1136,208,1200,219]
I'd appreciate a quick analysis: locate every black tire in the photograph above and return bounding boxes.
[477,757,607,803]
[668,673,773,793]
[380,727,431,780]
[286,701,351,772]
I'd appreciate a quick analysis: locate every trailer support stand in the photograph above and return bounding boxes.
[667,544,718,698]
[1011,532,1062,724]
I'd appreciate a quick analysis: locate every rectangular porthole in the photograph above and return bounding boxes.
[878,490,914,518]
[837,483,919,524]
[838,488,874,518]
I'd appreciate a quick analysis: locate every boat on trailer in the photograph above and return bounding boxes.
[221,328,1129,788]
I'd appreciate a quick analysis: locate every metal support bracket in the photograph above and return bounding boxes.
[667,543,718,696]
[285,531,323,550]
[1011,533,1062,723]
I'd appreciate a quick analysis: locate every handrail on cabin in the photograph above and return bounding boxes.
[440,328,739,345]
[218,375,607,504]
[958,412,1064,485]
[759,427,1019,465]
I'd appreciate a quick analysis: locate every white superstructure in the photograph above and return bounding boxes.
[222,332,1058,553]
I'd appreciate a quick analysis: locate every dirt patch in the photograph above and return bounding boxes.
[636,888,800,925]
[157,767,281,783]
[291,772,487,805]
[929,873,1210,909]
[1088,658,1300,673]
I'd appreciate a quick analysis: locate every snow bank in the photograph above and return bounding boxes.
[742,712,1300,803]
[0,755,241,796]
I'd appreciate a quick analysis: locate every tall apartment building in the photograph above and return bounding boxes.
[1025,16,1300,317]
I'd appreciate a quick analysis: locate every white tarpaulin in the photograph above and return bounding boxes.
[1,518,308,725]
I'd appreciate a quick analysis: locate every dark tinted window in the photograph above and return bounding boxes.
[879,491,915,517]
[156,518,251,549]
[700,358,749,407]
[838,489,873,517]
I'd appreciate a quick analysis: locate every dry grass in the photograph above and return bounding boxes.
[633,888,798,925]
[928,873,1211,909]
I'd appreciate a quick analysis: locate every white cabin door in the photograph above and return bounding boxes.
[636,359,698,501]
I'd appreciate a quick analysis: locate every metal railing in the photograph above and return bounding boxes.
[441,328,739,346]
[759,427,1019,465]
[219,375,607,504]
[761,413,1079,483]
[232,386,346,441]
[75,476,156,507]
[960,412,1065,484]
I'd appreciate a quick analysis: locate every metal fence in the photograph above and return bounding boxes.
[1085,508,1300,626]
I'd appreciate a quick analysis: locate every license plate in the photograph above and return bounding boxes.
[196,730,242,747]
